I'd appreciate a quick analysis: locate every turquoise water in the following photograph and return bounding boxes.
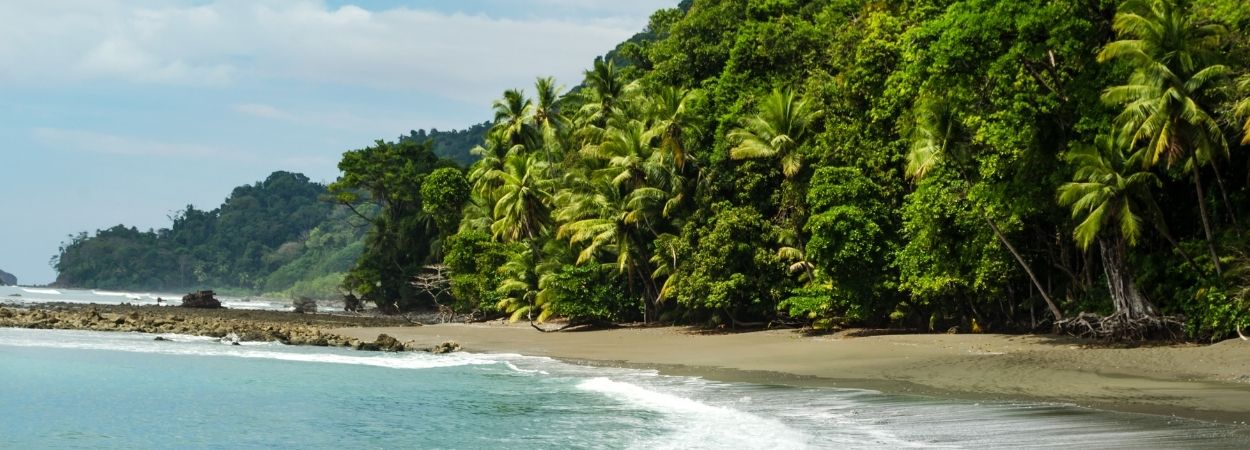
[1,328,1248,449]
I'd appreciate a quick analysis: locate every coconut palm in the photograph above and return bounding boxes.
[490,155,554,244]
[906,96,1065,320]
[1098,0,1231,274]
[728,87,821,179]
[580,59,627,127]
[492,89,536,147]
[555,178,667,322]
[1058,135,1160,319]
[645,86,704,172]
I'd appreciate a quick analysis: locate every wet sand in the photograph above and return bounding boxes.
[332,323,1250,423]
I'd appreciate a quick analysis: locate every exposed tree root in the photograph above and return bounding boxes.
[1056,312,1183,342]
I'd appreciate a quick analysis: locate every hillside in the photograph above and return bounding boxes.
[52,171,359,296]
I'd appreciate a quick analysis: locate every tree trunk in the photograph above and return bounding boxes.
[1192,168,1223,277]
[1098,236,1157,319]
[981,214,1064,321]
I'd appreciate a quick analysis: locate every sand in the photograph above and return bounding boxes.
[332,323,1250,422]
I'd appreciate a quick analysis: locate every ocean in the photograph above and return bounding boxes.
[0,285,290,311]
[1,327,1247,449]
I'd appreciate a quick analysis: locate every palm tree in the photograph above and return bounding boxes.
[555,177,667,322]
[906,96,1065,321]
[490,155,554,244]
[645,86,704,172]
[1235,74,1250,145]
[530,76,566,138]
[492,89,536,147]
[580,59,627,126]
[728,87,821,179]
[1058,135,1160,319]
[1098,0,1231,275]
[487,154,554,322]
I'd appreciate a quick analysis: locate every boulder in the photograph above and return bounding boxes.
[180,290,222,309]
[430,341,461,354]
[292,297,317,314]
[355,333,406,352]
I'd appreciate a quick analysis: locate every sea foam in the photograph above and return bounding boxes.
[578,377,815,449]
[0,328,494,371]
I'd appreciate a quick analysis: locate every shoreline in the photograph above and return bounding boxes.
[3,303,1249,423]
[331,323,1250,424]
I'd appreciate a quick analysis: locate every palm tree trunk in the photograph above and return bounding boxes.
[1098,235,1157,319]
[1209,157,1241,232]
[1192,168,1223,276]
[980,210,1064,321]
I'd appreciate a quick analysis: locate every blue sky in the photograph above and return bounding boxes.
[0,0,676,284]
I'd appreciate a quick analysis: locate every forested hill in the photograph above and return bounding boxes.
[326,0,1250,341]
[52,171,367,296]
[400,122,491,166]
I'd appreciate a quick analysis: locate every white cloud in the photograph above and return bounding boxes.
[32,127,245,159]
[0,1,662,104]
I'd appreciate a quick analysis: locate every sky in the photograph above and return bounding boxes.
[0,0,677,285]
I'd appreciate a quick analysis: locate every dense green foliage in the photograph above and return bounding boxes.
[400,122,491,166]
[328,139,460,310]
[384,0,1250,339]
[53,172,362,296]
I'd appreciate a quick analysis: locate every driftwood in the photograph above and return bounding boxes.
[1056,312,1183,342]
[530,318,618,333]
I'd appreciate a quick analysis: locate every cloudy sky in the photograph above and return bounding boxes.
[0,0,676,284]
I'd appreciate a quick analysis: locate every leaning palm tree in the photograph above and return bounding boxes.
[728,87,821,179]
[906,96,1065,321]
[1058,135,1160,319]
[1099,0,1231,274]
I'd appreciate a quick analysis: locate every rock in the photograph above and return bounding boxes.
[180,290,222,309]
[355,333,406,352]
[430,341,461,354]
[0,269,16,286]
[292,297,318,314]
[154,336,171,341]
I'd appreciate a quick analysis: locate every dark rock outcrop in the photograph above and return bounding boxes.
[354,333,406,352]
[180,290,222,309]
[292,297,317,314]
[0,269,16,286]
[430,341,461,354]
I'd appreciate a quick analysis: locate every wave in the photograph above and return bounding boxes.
[577,377,821,449]
[91,290,147,300]
[21,288,61,295]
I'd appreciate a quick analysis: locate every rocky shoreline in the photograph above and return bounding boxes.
[0,303,452,352]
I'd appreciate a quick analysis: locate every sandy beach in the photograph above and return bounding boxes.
[334,323,1250,423]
